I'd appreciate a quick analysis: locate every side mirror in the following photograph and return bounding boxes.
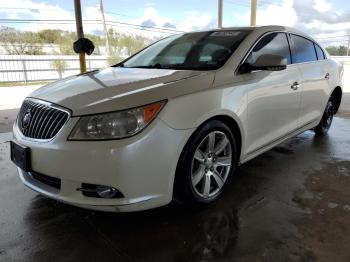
[240,54,287,73]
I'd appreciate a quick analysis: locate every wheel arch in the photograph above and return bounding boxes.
[178,113,245,165]
[172,113,244,204]
[331,86,342,114]
[204,115,243,161]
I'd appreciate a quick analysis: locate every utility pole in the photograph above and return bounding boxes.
[74,0,86,73]
[250,0,257,26]
[99,0,111,56]
[218,0,223,29]
[347,35,350,56]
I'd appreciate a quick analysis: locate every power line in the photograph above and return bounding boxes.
[314,35,350,40]
[0,21,175,35]
[0,6,139,19]
[0,7,73,11]
[0,18,184,34]
[0,7,180,32]
[104,11,139,19]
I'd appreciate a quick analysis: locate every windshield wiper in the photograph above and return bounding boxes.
[129,63,163,69]
[112,62,124,67]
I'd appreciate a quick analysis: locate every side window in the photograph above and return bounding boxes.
[291,34,317,63]
[246,33,291,65]
[314,43,325,60]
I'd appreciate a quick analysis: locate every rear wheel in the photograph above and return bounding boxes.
[314,97,334,135]
[174,120,237,206]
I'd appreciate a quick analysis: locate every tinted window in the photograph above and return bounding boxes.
[123,30,250,70]
[246,33,291,65]
[315,43,325,60]
[291,35,317,63]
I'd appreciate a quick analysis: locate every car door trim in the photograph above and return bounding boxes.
[246,118,318,156]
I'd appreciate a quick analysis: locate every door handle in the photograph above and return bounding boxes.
[291,82,300,90]
[325,73,330,80]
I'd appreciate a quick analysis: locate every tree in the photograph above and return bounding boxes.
[51,59,68,79]
[107,54,123,66]
[58,31,76,55]
[0,27,44,55]
[86,33,103,55]
[119,34,148,56]
[38,29,62,44]
[326,45,349,56]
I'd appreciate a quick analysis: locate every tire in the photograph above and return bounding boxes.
[173,120,238,206]
[314,97,335,135]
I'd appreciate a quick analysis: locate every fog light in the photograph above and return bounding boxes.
[77,183,124,199]
[96,186,119,198]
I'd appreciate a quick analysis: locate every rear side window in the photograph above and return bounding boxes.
[314,44,325,60]
[246,32,292,65]
[291,34,317,63]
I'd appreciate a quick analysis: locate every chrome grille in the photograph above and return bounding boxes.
[17,99,69,140]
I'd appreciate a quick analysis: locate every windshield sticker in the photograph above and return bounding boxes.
[210,31,241,37]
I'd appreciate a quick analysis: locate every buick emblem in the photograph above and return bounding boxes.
[21,110,32,131]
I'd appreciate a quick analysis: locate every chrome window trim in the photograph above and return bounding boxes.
[16,97,71,143]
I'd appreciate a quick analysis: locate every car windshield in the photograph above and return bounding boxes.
[121,30,251,70]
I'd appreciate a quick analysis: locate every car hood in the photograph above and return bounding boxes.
[29,67,215,116]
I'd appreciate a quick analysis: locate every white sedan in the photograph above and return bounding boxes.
[11,25,343,212]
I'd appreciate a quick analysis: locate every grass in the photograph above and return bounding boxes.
[0,81,51,87]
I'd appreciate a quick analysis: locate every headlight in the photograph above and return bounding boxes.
[68,101,166,140]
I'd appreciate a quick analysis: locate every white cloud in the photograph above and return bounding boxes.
[0,0,74,31]
[233,0,298,27]
[2,0,349,48]
[231,0,350,47]
[313,0,332,13]
[177,11,216,32]
[257,0,298,27]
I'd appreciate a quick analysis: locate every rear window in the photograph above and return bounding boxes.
[291,34,317,63]
[315,44,326,60]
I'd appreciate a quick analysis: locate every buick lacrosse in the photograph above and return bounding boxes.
[11,25,343,212]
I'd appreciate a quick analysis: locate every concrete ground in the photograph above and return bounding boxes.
[0,92,350,261]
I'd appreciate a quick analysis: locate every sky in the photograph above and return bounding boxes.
[0,0,349,47]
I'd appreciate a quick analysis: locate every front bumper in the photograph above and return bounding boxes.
[13,117,193,212]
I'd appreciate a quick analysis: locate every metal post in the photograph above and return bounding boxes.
[88,59,92,70]
[21,60,28,83]
[218,0,223,29]
[74,0,86,73]
[347,35,350,56]
[99,0,111,56]
[250,0,257,26]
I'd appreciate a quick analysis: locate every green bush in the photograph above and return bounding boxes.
[107,55,123,66]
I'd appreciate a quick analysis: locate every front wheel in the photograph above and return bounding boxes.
[174,120,237,206]
[314,97,334,135]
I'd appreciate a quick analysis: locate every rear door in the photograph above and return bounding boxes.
[242,32,302,155]
[289,34,330,126]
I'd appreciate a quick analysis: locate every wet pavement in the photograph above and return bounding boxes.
[0,95,350,261]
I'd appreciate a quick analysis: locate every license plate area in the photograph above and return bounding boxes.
[10,141,31,172]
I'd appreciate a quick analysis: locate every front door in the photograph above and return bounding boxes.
[241,32,302,156]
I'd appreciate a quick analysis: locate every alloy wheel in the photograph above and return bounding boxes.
[190,131,232,199]
[323,101,334,132]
